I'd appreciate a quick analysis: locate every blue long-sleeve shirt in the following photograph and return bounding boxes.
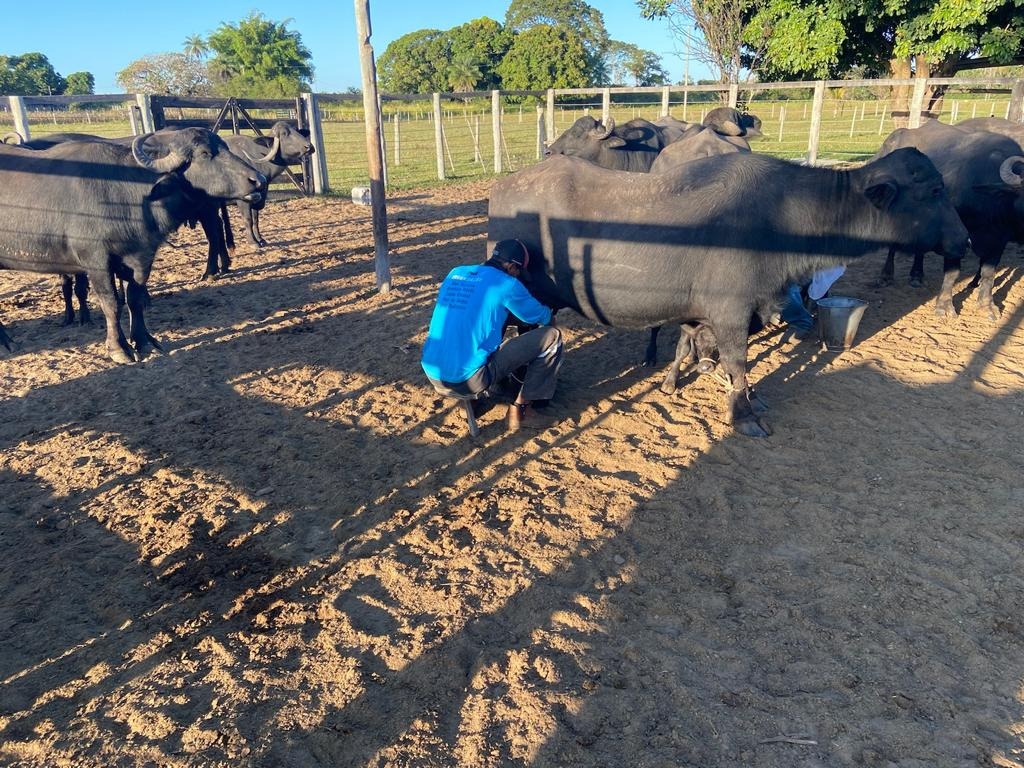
[421,264,552,383]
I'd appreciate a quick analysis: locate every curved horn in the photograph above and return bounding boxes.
[258,134,282,162]
[2,132,23,145]
[588,116,615,140]
[132,134,185,173]
[999,155,1024,186]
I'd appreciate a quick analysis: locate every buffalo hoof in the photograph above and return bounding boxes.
[909,276,923,288]
[80,315,93,326]
[107,344,136,365]
[697,360,716,374]
[934,301,958,318]
[748,391,769,415]
[256,238,268,248]
[61,316,75,327]
[874,274,894,288]
[660,378,678,395]
[979,302,1000,322]
[132,334,164,361]
[735,416,772,438]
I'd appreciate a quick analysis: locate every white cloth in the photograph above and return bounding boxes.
[808,266,846,300]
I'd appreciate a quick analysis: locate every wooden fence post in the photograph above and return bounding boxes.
[537,106,546,159]
[728,83,739,108]
[778,105,785,142]
[807,80,825,165]
[682,87,688,120]
[492,90,502,174]
[433,92,445,181]
[300,93,329,194]
[908,77,928,128]
[661,86,670,117]
[546,89,555,140]
[1008,79,1024,123]
[377,95,388,189]
[602,87,610,126]
[393,113,400,165]
[135,93,155,133]
[8,96,31,141]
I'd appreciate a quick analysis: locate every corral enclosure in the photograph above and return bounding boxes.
[3,76,1020,190]
[1,158,1024,767]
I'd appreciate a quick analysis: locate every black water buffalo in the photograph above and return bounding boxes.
[876,119,1024,319]
[649,125,749,172]
[954,116,1024,143]
[0,128,265,362]
[10,130,236,284]
[221,121,314,248]
[544,116,673,172]
[488,149,968,436]
[702,107,763,137]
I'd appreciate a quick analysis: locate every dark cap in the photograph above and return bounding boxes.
[491,239,530,269]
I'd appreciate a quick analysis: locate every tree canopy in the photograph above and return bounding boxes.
[116,53,212,96]
[497,24,591,89]
[205,13,314,97]
[0,53,92,96]
[606,41,671,86]
[505,0,610,81]
[377,29,451,93]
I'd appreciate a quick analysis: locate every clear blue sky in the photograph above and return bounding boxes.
[2,1,711,94]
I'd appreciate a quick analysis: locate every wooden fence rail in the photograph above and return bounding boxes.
[5,75,1024,192]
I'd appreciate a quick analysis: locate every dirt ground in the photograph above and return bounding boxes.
[1,181,1023,768]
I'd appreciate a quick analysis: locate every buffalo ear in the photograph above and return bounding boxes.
[718,120,744,137]
[603,136,627,149]
[865,180,898,210]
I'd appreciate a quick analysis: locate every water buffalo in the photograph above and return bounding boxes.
[0,128,265,362]
[488,148,968,436]
[221,121,315,249]
[954,116,1024,144]
[702,107,763,137]
[544,116,673,172]
[876,119,1024,319]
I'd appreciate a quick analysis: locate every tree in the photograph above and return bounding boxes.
[116,53,212,96]
[741,0,1024,123]
[606,41,670,85]
[448,54,483,92]
[505,0,610,83]
[0,53,66,95]
[64,72,95,95]
[447,18,515,90]
[205,12,314,97]
[638,0,755,84]
[183,35,209,63]
[377,29,451,93]
[497,24,590,89]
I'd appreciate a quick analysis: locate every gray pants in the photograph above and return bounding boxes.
[429,326,563,402]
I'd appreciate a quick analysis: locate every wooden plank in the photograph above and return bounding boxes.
[22,94,134,106]
[807,81,825,165]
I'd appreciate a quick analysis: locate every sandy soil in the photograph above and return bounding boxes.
[1,181,1023,768]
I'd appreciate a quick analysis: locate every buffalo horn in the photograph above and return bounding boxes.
[999,155,1024,186]
[1,132,23,145]
[258,134,282,162]
[589,117,615,140]
[131,134,185,173]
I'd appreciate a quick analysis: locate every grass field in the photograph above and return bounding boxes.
[2,91,1013,193]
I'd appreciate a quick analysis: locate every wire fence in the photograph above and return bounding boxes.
[2,78,1020,193]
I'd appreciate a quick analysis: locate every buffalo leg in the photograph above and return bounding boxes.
[908,252,925,288]
[74,273,91,325]
[0,320,12,351]
[644,326,661,367]
[877,246,897,286]
[61,275,75,325]
[199,208,229,281]
[934,254,961,317]
[660,326,696,394]
[969,237,1005,321]
[236,201,262,247]
[252,207,267,247]
[221,204,236,260]
[713,318,770,437]
[125,280,162,359]
[92,270,134,364]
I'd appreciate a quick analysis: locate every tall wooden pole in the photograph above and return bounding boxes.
[354,0,392,293]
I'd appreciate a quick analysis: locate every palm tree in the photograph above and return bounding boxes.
[448,54,482,93]
[183,35,208,63]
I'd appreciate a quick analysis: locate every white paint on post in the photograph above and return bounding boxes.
[778,106,785,142]
[807,80,826,165]
[433,93,445,180]
[492,90,502,174]
[661,86,670,117]
[1010,80,1024,123]
[393,113,400,165]
[878,106,887,135]
[728,83,738,108]
[602,88,610,126]
[301,93,329,194]
[135,93,155,134]
[8,96,30,142]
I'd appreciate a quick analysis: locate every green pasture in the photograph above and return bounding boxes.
[3,91,1013,194]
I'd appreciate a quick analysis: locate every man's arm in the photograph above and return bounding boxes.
[504,280,552,326]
